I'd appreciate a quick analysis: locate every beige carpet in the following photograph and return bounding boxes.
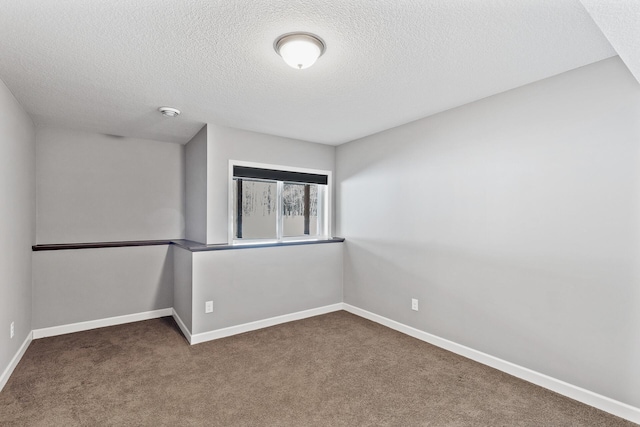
[0,311,635,426]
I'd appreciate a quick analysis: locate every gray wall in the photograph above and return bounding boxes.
[336,57,640,407]
[206,124,336,244]
[0,78,35,381]
[191,243,343,334]
[33,126,184,329]
[36,127,184,243]
[33,245,173,329]
[173,246,193,333]
[185,125,208,243]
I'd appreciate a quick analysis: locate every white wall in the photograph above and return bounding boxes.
[191,243,343,335]
[337,57,640,408]
[185,125,208,243]
[0,79,35,385]
[36,127,184,243]
[206,124,336,244]
[33,245,173,329]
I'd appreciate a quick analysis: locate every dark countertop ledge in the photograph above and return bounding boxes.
[32,237,345,252]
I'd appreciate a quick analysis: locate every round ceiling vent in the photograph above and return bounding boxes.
[158,107,181,117]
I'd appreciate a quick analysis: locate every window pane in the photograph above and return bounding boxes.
[234,179,277,239]
[283,183,319,237]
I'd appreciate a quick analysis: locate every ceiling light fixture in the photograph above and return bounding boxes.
[274,32,326,70]
[158,107,181,117]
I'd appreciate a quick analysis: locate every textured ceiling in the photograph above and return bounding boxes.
[579,0,640,84]
[0,1,617,145]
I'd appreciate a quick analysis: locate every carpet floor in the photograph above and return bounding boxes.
[0,311,635,426]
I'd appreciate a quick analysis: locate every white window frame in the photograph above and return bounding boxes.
[228,160,332,245]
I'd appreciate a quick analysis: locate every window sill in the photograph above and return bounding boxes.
[171,237,345,252]
[32,237,345,252]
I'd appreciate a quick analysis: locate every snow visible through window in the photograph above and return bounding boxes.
[233,179,321,240]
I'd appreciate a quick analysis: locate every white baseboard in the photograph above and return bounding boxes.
[0,332,32,392]
[32,308,173,339]
[190,303,344,345]
[343,303,640,425]
[171,309,192,344]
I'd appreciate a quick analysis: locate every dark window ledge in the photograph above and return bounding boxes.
[32,238,345,252]
[172,237,345,252]
[32,240,173,251]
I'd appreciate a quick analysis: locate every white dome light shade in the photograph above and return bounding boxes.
[275,33,325,70]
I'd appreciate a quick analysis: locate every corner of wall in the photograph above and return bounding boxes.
[0,77,36,391]
[185,124,208,244]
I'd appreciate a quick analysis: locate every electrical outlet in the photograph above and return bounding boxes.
[10,321,14,339]
[411,298,419,311]
[205,301,214,314]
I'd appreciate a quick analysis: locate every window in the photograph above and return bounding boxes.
[229,162,330,243]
